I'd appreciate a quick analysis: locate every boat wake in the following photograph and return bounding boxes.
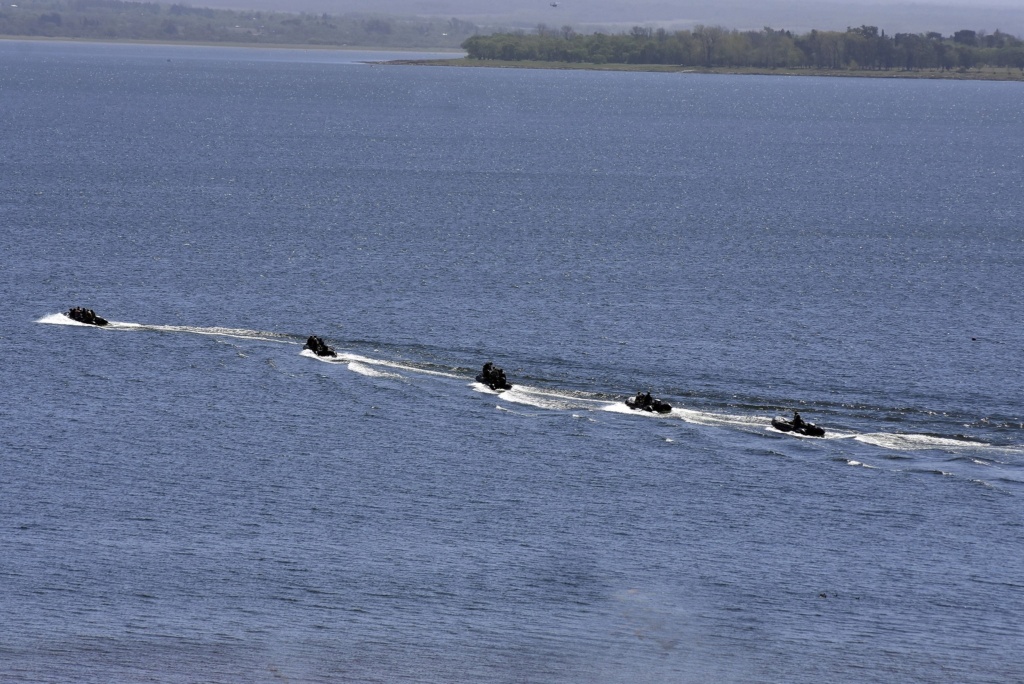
[855,432,989,451]
[607,403,854,439]
[39,312,117,328]
[671,406,766,430]
[344,355,462,380]
[482,384,600,411]
[138,323,290,343]
[348,361,404,379]
[40,312,290,343]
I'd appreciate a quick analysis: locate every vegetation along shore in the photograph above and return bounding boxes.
[440,26,1024,81]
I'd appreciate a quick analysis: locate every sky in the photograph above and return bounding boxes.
[194,0,1024,36]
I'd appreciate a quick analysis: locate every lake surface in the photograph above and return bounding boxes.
[2,40,1023,683]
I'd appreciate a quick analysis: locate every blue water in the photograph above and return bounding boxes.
[2,40,1023,683]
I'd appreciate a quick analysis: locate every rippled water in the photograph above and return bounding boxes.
[2,40,1023,683]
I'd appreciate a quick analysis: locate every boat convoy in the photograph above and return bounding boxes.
[63,308,826,437]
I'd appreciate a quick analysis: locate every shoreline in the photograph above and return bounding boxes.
[0,35,465,54]
[5,37,1020,81]
[384,57,1024,82]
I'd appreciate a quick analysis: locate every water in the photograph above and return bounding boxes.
[2,40,1023,683]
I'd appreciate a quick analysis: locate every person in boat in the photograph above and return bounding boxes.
[477,362,511,390]
[304,335,336,357]
[792,411,805,429]
[478,362,496,387]
[632,391,653,410]
[67,307,107,325]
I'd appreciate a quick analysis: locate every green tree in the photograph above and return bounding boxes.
[693,25,725,67]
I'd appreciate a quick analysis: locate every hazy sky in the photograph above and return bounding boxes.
[201,0,1024,12]
[197,0,1024,35]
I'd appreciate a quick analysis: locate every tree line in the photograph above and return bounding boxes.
[462,25,1024,72]
[0,0,479,49]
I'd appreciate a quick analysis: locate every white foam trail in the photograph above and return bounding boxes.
[494,386,580,411]
[764,425,857,440]
[618,404,857,439]
[471,382,500,395]
[673,407,762,428]
[300,348,346,363]
[983,445,1024,457]
[513,387,608,405]
[340,353,462,379]
[601,402,675,418]
[39,313,289,342]
[471,381,605,411]
[348,361,403,379]
[856,433,989,451]
[602,402,637,414]
[39,313,142,331]
[297,350,396,379]
[143,324,287,343]
[39,312,109,327]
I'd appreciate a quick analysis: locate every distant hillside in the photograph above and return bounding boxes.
[2,0,1021,51]
[0,0,478,48]
[191,0,1024,37]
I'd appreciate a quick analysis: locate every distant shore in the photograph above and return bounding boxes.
[0,35,465,54]
[5,37,1020,81]
[385,57,1024,82]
